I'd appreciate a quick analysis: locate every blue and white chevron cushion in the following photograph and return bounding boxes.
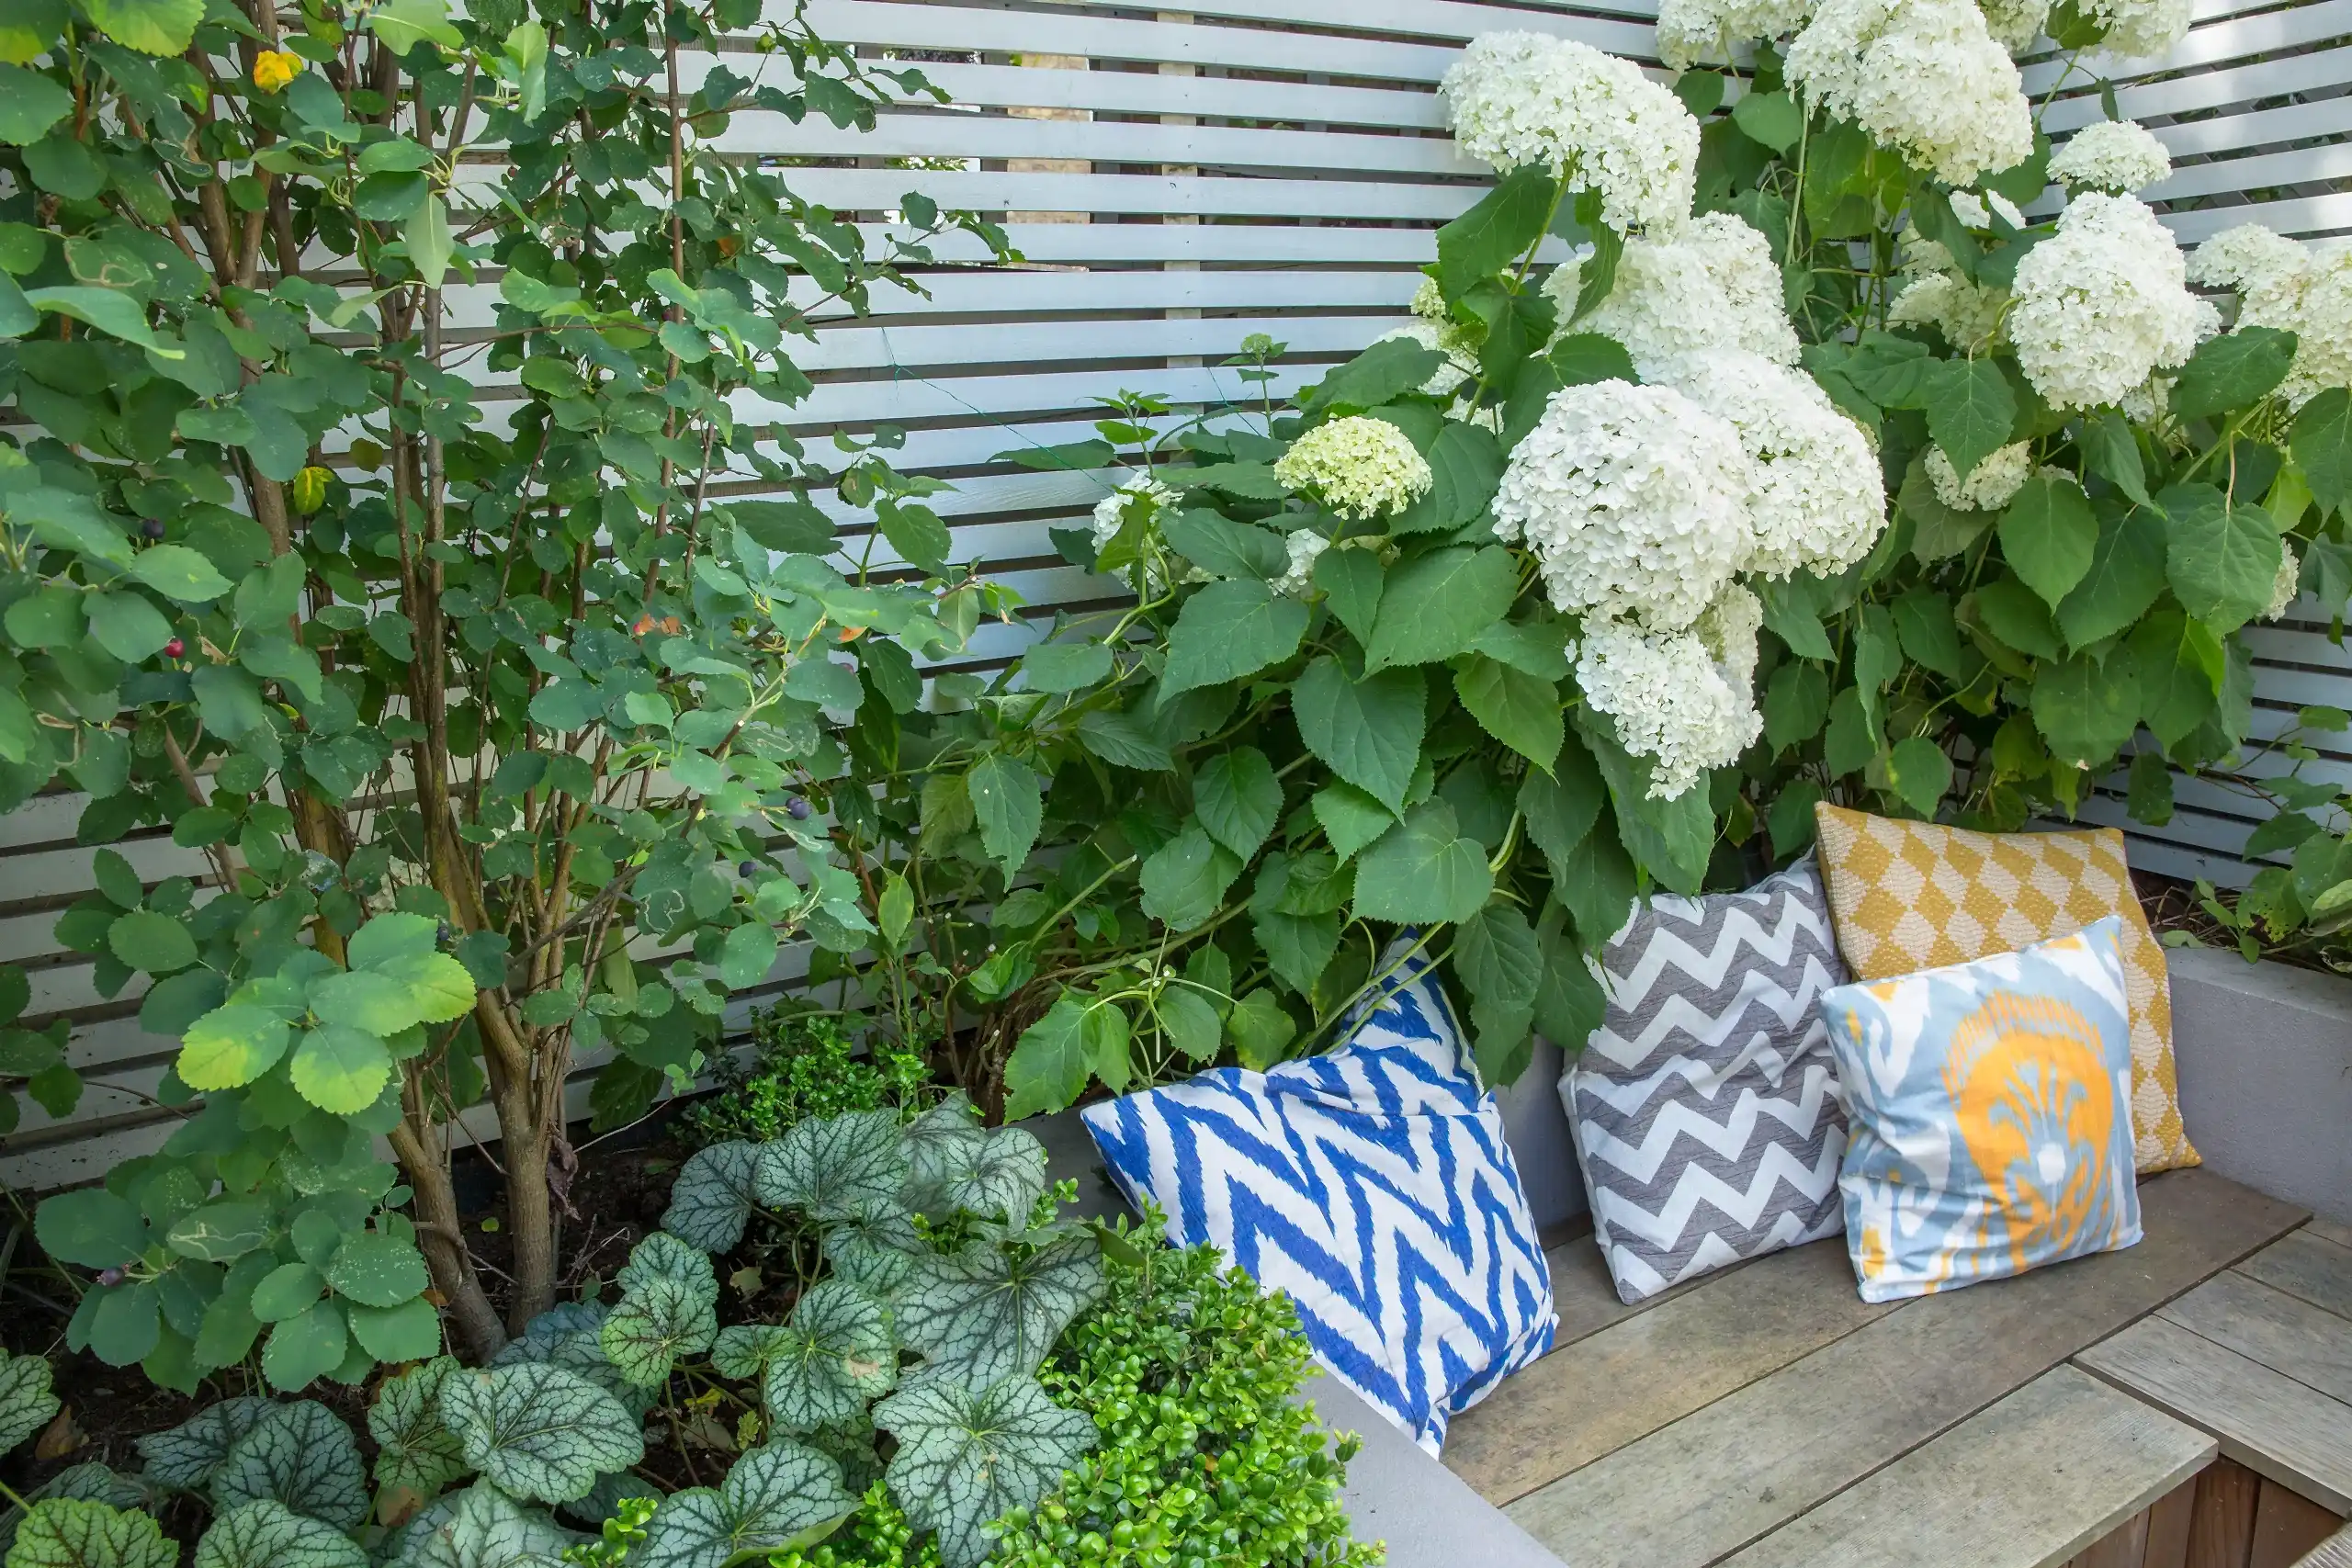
[1080,951,1556,1455]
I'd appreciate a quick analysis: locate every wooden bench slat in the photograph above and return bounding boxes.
[1501,1170,2304,1568]
[2238,1230,2352,1325]
[2292,1524,2352,1568]
[2077,1315,2352,1514]
[1446,1238,1891,1505]
[1716,1367,2211,1568]
[2164,1269,2352,1404]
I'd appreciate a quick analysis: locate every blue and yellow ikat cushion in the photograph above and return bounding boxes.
[1818,917,2143,1303]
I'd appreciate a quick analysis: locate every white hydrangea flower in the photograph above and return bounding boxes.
[1655,0,1815,68]
[1543,211,1801,368]
[1695,581,1764,694]
[2188,226,2352,408]
[1948,189,2024,230]
[1888,271,2012,352]
[1978,0,2051,51]
[1574,615,1763,800]
[1374,320,1479,398]
[1273,529,1329,598]
[2119,373,2170,425]
[1440,31,1701,232]
[1926,442,2033,510]
[2084,0,2191,60]
[1491,379,1756,632]
[1272,416,1434,520]
[2008,192,2205,410]
[1645,350,1888,578]
[1786,0,2034,187]
[2050,120,2172,193]
[2265,543,2302,622]
[1091,474,1176,552]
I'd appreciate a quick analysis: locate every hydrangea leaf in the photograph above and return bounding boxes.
[657,1142,759,1254]
[752,1111,907,1223]
[368,1358,469,1503]
[210,1399,368,1529]
[0,1349,61,1454]
[439,1363,646,1505]
[382,1483,582,1568]
[636,1443,854,1568]
[193,1500,369,1568]
[614,1233,717,1309]
[897,1234,1104,1385]
[875,1376,1095,1568]
[135,1396,276,1491]
[759,1280,897,1436]
[599,1276,718,1389]
[5,1500,176,1568]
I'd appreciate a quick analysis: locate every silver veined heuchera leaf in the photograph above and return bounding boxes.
[757,1280,897,1436]
[0,1349,62,1455]
[382,1482,583,1568]
[917,1126,1047,1226]
[135,1396,275,1492]
[819,1210,924,1303]
[634,1442,854,1568]
[6,1500,178,1568]
[614,1233,717,1308]
[599,1277,718,1389]
[874,1376,1093,1568]
[658,1143,759,1255]
[490,1305,653,1418]
[708,1325,793,1382]
[752,1111,907,1223]
[209,1399,369,1530]
[438,1363,646,1505]
[368,1357,470,1503]
[193,1499,370,1568]
[896,1234,1104,1385]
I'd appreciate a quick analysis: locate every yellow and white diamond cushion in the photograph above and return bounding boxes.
[1811,804,2198,1175]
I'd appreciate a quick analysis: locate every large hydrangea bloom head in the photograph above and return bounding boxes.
[1441,32,1700,233]
[1978,0,2052,51]
[1091,473,1176,551]
[1491,379,1755,632]
[1786,0,2034,187]
[1574,613,1763,800]
[1654,0,1814,68]
[1888,271,2011,352]
[1543,211,1801,369]
[2265,543,2302,623]
[2050,119,2173,193]
[1645,350,1888,579]
[2008,192,2206,411]
[2083,0,2191,60]
[1926,441,2032,511]
[1272,416,1434,520]
[2189,226,2352,409]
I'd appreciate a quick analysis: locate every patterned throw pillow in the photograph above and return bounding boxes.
[1812,804,2196,1175]
[1563,856,1852,1305]
[1080,951,1556,1456]
[1820,918,2144,1302]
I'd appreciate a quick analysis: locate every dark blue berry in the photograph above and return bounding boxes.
[739,860,757,876]
[96,1268,124,1287]
[141,519,165,540]
[786,796,812,820]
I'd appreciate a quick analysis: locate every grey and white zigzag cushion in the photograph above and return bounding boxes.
[1560,855,1851,1304]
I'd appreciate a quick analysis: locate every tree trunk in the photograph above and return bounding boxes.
[499,1085,558,1332]
[390,1108,507,1359]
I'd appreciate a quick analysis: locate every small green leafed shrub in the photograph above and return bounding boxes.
[682,1010,938,1150]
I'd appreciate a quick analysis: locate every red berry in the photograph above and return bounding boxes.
[164,638,185,659]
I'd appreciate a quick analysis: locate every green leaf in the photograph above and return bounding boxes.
[88,1283,160,1368]
[1153,983,1227,1063]
[1470,616,1572,681]
[1453,903,1541,1015]
[2161,483,2280,635]
[309,970,422,1035]
[2000,474,2099,607]
[1161,512,1285,581]
[346,1297,442,1368]
[1156,581,1306,702]
[2126,750,2175,826]
[1518,735,1605,883]
[1893,590,1968,682]
[1363,547,1517,671]
[1731,88,1804,152]
[289,1024,392,1115]
[1453,654,1562,773]
[1072,712,1173,773]
[1919,357,2016,484]
[599,1276,717,1388]
[1532,901,1605,1050]
[1757,577,1835,660]
[2081,412,2150,507]
[83,592,174,664]
[257,1303,348,1393]
[2170,326,2299,423]
[718,922,778,990]
[1974,577,2063,660]
[902,1111,1046,1224]
[1292,657,1423,811]
[1192,747,1283,858]
[178,1003,296,1091]
[138,1397,275,1492]
[323,1233,428,1310]
[190,663,272,739]
[212,1400,368,1529]
[1351,801,1493,925]
[1434,165,1555,300]
[615,1232,718,1305]
[1138,821,1242,932]
[1301,338,1448,415]
[2292,387,2352,519]
[36,1190,144,1270]
[403,193,454,290]
[2056,503,2168,649]
[637,1442,854,1568]
[194,1501,368,1568]
[106,911,195,975]
[1311,783,1396,862]
[876,1382,1091,1568]
[2130,609,2224,750]
[1762,661,1830,751]
[965,753,1042,877]
[388,1483,580,1568]
[6,1502,175,1568]
[2032,651,2144,768]
[368,1359,469,1503]
[1017,640,1113,694]
[24,288,178,357]
[755,1280,895,1434]
[251,1264,324,1325]
[0,1349,59,1455]
[129,546,232,604]
[1885,737,1953,815]
[164,1201,268,1264]
[1396,422,1505,534]
[898,1234,1103,1387]
[439,1364,645,1506]
[1225,987,1295,1068]
[1312,547,1384,643]
[1001,995,1092,1122]
[0,65,72,145]
[1580,715,1713,894]
[659,1142,759,1255]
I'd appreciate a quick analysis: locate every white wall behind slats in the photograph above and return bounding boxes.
[5,0,2346,1187]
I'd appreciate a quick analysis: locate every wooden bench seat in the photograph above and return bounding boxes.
[1441,1169,2316,1568]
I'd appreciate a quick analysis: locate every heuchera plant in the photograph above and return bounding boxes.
[1,0,1011,1385]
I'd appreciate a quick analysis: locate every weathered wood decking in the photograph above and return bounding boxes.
[1441,1170,2346,1568]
